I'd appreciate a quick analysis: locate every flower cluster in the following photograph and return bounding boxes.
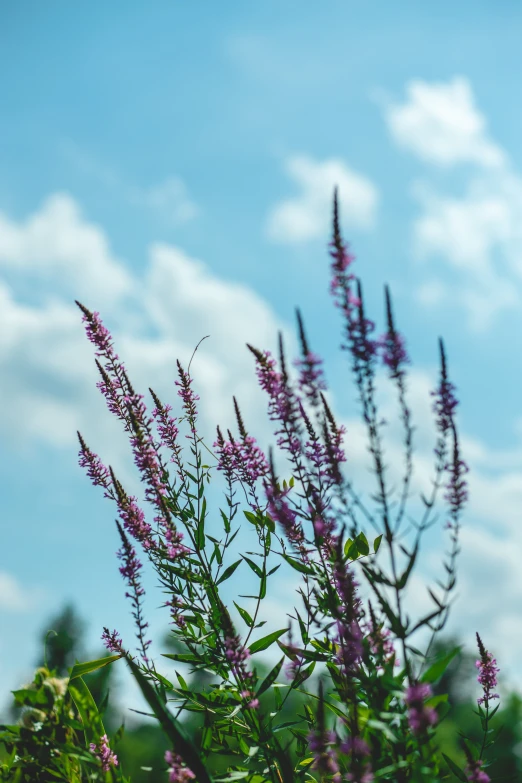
[165,750,195,783]
[66,190,489,783]
[224,635,259,709]
[404,682,438,736]
[476,633,500,706]
[89,734,118,772]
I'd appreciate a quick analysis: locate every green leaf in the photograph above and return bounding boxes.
[243,510,259,526]
[216,559,242,585]
[196,497,206,550]
[356,531,370,556]
[373,534,383,554]
[257,656,284,696]
[220,509,231,534]
[282,553,315,575]
[125,654,213,783]
[421,646,461,684]
[68,676,105,746]
[259,570,267,600]
[242,555,263,578]
[249,628,287,655]
[233,601,254,628]
[346,541,359,560]
[69,654,122,681]
[442,753,468,782]
[161,653,201,664]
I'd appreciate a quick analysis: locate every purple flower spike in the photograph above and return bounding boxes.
[465,760,491,783]
[165,751,195,783]
[175,361,200,436]
[224,634,258,709]
[475,633,500,707]
[405,682,438,735]
[293,308,328,409]
[77,432,111,492]
[101,627,123,654]
[90,733,118,772]
[116,522,152,664]
[377,285,410,379]
[247,338,305,465]
[431,338,459,437]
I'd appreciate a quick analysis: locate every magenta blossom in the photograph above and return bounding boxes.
[165,751,195,783]
[476,633,500,707]
[405,682,438,735]
[89,734,118,772]
[465,759,491,783]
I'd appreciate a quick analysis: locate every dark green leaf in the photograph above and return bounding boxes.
[373,534,383,553]
[68,676,105,746]
[282,553,315,575]
[442,753,468,782]
[257,656,284,696]
[249,628,287,655]
[356,531,370,556]
[69,654,122,681]
[125,654,213,783]
[421,646,461,684]
[242,555,262,578]
[233,601,254,628]
[220,509,231,534]
[216,559,242,585]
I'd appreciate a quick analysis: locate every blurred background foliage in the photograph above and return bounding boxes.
[2,603,522,781]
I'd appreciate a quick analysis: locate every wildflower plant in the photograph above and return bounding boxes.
[2,190,504,782]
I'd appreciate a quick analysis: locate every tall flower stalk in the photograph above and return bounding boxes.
[64,190,486,783]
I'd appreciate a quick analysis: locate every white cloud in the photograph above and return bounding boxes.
[382,76,505,168]
[381,77,522,331]
[0,194,300,489]
[0,572,41,612]
[0,194,133,307]
[411,172,522,331]
[137,177,199,224]
[266,156,378,243]
[62,141,198,226]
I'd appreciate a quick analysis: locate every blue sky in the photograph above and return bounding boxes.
[2,0,522,714]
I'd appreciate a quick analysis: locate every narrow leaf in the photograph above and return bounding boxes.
[257,656,284,696]
[69,654,122,681]
[216,559,242,585]
[249,628,287,655]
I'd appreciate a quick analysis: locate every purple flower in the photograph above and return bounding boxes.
[430,338,459,437]
[77,433,111,491]
[101,627,123,654]
[363,609,397,669]
[377,331,409,376]
[89,734,118,772]
[264,479,306,551]
[376,286,410,379]
[112,479,154,547]
[116,522,151,664]
[175,361,200,436]
[444,436,469,520]
[308,727,341,783]
[475,633,500,707]
[465,759,491,783]
[224,635,258,709]
[405,682,438,735]
[213,425,269,490]
[165,751,195,783]
[293,308,328,409]
[333,567,363,674]
[247,340,305,466]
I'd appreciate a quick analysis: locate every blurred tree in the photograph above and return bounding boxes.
[37,603,86,675]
